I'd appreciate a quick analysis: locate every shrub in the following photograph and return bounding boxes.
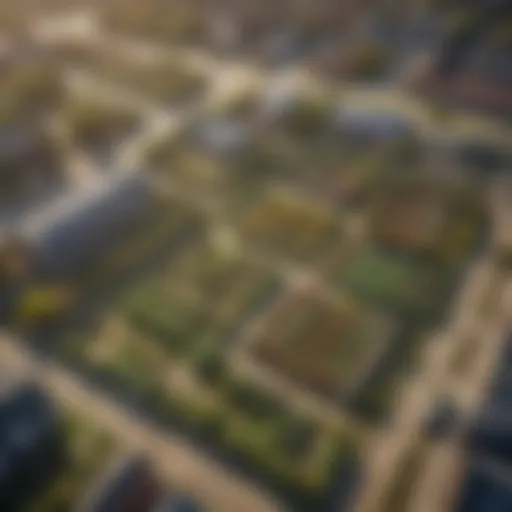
[276,415,317,459]
[226,378,284,421]
[194,348,227,386]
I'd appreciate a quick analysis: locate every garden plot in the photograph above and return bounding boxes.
[84,314,168,386]
[86,50,209,106]
[119,237,281,356]
[222,115,389,204]
[238,189,340,264]
[144,136,228,202]
[338,244,445,317]
[59,242,358,510]
[63,310,357,511]
[60,96,142,164]
[100,0,206,46]
[369,180,484,263]
[251,289,395,401]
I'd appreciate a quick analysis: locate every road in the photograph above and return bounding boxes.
[404,180,512,512]
[355,175,512,512]
[408,274,512,512]
[0,332,281,512]
[353,250,500,512]
[63,64,261,174]
[90,35,512,150]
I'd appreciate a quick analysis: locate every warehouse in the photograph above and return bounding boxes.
[18,172,154,278]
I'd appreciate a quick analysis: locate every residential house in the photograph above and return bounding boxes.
[334,108,416,145]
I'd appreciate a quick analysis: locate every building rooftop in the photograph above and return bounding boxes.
[335,107,414,139]
[17,171,153,276]
[77,453,162,512]
[455,456,512,512]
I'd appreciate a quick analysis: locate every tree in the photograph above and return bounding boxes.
[282,98,330,137]
[496,243,512,270]
[16,285,74,328]
[62,99,138,147]
[349,44,391,80]
[277,414,317,459]
[226,378,284,420]
[195,348,227,385]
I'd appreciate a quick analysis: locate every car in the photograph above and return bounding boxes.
[424,396,458,439]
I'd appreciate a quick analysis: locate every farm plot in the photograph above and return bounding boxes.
[337,244,446,317]
[119,237,281,357]
[144,135,228,201]
[369,180,485,264]
[238,189,340,263]
[251,290,395,401]
[61,311,358,512]
[59,95,142,165]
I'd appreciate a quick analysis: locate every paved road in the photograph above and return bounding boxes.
[0,333,281,512]
[63,65,260,173]
[353,251,498,512]
[407,181,512,512]
[409,274,512,512]
[355,176,512,512]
